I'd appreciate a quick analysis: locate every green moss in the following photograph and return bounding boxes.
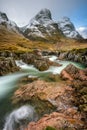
[45,126,56,130]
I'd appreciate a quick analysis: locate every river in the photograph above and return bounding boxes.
[0,56,86,130]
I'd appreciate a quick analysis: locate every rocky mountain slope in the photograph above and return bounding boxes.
[22,9,82,41]
[0,11,19,33]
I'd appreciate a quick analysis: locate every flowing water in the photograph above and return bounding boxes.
[0,56,86,130]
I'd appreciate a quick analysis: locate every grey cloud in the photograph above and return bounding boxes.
[0,0,86,27]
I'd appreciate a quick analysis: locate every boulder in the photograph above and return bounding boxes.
[60,64,87,81]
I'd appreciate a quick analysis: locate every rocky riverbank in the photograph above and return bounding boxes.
[57,48,87,66]
[12,64,87,130]
[0,57,19,76]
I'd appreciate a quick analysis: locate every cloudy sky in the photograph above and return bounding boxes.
[0,0,87,29]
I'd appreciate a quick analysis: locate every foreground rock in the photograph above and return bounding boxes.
[25,112,83,130]
[12,80,75,114]
[12,79,86,129]
[12,64,87,129]
[60,64,87,81]
[0,57,19,76]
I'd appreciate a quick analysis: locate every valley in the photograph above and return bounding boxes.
[0,8,87,130]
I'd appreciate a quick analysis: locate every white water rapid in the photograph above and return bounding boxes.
[3,105,37,130]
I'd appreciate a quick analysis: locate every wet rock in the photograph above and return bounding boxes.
[34,59,50,71]
[0,57,19,76]
[25,112,84,130]
[60,64,87,81]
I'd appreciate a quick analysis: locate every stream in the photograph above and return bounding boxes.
[0,56,86,130]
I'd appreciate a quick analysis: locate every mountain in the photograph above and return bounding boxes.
[58,17,82,39]
[21,9,64,42]
[0,10,86,53]
[0,11,33,52]
[77,27,87,39]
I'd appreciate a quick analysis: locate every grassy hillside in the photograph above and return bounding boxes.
[0,25,87,53]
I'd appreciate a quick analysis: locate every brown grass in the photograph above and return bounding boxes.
[0,26,87,53]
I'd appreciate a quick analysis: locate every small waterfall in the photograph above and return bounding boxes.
[3,105,37,130]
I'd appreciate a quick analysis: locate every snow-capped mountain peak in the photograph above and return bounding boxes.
[58,17,82,39]
[22,8,62,41]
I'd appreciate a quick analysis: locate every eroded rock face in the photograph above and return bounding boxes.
[0,57,19,75]
[25,112,83,130]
